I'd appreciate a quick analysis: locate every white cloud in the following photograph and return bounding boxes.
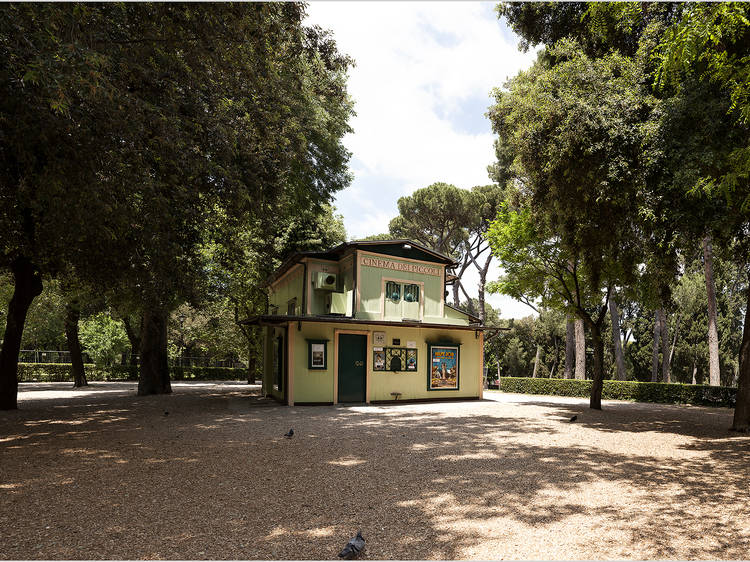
[306,1,536,191]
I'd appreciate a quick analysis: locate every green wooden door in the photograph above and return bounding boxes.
[338,334,367,403]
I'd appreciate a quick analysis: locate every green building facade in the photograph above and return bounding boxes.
[247,240,485,405]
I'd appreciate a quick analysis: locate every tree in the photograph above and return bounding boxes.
[608,297,627,380]
[0,4,354,407]
[462,185,506,324]
[703,235,722,385]
[487,41,646,409]
[389,183,505,321]
[389,183,474,306]
[653,2,750,429]
[564,316,575,379]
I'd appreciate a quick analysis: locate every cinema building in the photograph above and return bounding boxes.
[245,240,485,405]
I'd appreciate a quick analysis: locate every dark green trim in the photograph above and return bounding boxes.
[306,339,328,370]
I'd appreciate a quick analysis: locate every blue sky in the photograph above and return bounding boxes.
[305,2,539,318]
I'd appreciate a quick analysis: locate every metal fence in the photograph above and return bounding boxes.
[19,350,90,364]
[20,350,246,369]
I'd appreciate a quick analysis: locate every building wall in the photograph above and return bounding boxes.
[282,321,482,404]
[306,259,340,316]
[269,265,304,315]
[356,251,454,324]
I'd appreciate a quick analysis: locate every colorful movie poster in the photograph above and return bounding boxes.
[406,349,417,371]
[430,346,458,390]
[373,349,385,371]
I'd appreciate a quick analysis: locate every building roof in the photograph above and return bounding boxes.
[267,239,458,286]
[240,314,489,330]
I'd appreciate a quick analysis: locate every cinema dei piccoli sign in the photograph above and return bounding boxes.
[360,255,441,276]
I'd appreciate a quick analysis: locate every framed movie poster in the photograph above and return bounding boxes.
[406,349,418,371]
[307,339,328,370]
[428,344,459,390]
[373,348,386,371]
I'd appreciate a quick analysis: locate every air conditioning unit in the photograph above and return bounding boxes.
[315,272,338,290]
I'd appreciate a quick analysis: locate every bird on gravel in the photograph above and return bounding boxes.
[284,428,294,438]
[338,531,365,559]
[569,415,577,422]
[164,411,169,416]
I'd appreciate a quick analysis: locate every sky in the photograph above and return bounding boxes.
[305,2,539,319]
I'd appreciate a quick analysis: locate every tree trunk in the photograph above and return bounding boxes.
[64,300,87,387]
[669,314,681,369]
[0,257,44,410]
[589,323,604,410]
[651,310,661,382]
[731,280,750,431]
[247,343,256,385]
[550,336,560,378]
[138,307,171,396]
[691,356,698,385]
[564,316,575,379]
[575,317,586,380]
[608,297,626,381]
[532,344,542,378]
[476,253,492,325]
[659,308,671,383]
[703,235,721,386]
[122,316,141,367]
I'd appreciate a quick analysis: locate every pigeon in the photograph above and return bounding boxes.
[569,415,577,422]
[284,428,294,438]
[338,531,365,560]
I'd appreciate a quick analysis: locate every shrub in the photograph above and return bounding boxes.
[496,377,736,408]
[17,363,247,383]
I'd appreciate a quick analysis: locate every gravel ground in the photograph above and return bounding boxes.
[2,382,750,560]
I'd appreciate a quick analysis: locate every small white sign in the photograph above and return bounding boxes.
[373,346,384,351]
[406,341,417,349]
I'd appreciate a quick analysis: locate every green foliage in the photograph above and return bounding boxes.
[17,364,246,383]
[655,3,750,124]
[389,183,474,259]
[79,312,129,367]
[496,377,737,408]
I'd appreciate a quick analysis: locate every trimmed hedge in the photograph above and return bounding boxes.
[17,363,248,383]
[495,377,737,408]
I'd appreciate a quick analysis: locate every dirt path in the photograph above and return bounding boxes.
[1,383,749,559]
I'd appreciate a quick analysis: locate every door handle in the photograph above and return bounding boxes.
[354,361,363,367]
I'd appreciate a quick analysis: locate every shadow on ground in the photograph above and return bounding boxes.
[1,384,749,559]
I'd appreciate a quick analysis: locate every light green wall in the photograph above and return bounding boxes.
[307,259,340,316]
[357,252,446,322]
[367,324,481,401]
[291,323,337,403]
[443,305,473,325]
[269,265,304,315]
[286,321,481,404]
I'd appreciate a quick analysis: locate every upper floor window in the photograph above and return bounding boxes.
[386,281,401,302]
[287,298,297,316]
[404,284,420,303]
